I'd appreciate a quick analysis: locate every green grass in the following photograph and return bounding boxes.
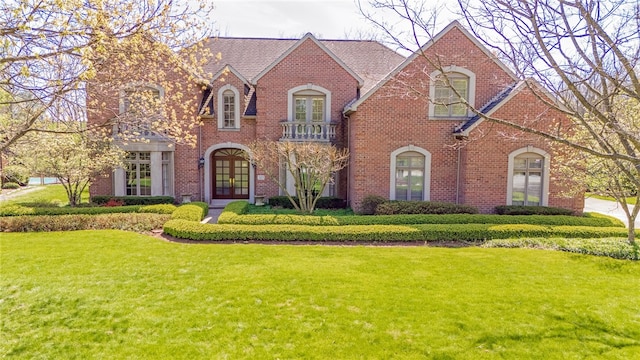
[0,184,90,207]
[247,204,354,216]
[587,192,638,205]
[2,231,640,359]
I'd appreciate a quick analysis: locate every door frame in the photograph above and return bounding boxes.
[204,143,254,204]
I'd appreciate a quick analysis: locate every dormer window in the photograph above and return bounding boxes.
[433,75,468,117]
[217,85,240,130]
[428,66,476,118]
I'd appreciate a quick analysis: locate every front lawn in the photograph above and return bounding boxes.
[2,231,639,359]
[0,184,89,207]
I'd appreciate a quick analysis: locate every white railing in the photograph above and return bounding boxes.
[113,123,167,139]
[280,121,337,142]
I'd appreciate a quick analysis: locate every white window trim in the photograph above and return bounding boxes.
[506,146,550,206]
[217,84,240,130]
[428,66,476,118]
[203,142,255,204]
[287,84,331,122]
[389,145,431,201]
[119,82,165,114]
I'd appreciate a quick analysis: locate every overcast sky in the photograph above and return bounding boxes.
[211,0,379,39]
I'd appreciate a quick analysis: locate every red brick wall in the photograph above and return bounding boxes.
[348,26,583,213]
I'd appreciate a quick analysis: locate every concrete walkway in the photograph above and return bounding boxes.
[583,197,638,228]
[203,208,224,224]
[0,186,44,203]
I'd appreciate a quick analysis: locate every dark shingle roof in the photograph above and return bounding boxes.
[202,37,405,93]
[454,82,518,134]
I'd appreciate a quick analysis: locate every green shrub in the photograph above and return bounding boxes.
[2,182,20,190]
[171,204,207,222]
[495,205,574,215]
[268,196,346,209]
[375,201,478,215]
[583,212,626,227]
[190,202,210,219]
[0,213,170,232]
[163,220,630,243]
[484,238,639,260]
[2,165,30,185]
[90,196,174,206]
[138,204,177,214]
[358,195,386,215]
[0,204,147,217]
[218,210,625,228]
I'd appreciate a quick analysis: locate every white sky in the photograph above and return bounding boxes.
[211,0,379,39]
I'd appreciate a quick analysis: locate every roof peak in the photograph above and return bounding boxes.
[209,35,381,43]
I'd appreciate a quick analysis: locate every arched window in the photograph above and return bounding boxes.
[390,146,431,201]
[507,147,550,206]
[217,85,240,129]
[429,66,476,118]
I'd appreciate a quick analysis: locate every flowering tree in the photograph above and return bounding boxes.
[246,141,349,213]
[0,0,214,152]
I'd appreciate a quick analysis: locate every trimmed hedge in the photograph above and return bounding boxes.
[583,212,626,227]
[358,195,387,215]
[495,205,574,215]
[217,201,623,228]
[375,201,478,215]
[268,196,347,209]
[0,204,143,216]
[164,220,630,242]
[484,237,639,260]
[90,196,175,206]
[138,204,178,214]
[171,203,208,222]
[0,213,170,232]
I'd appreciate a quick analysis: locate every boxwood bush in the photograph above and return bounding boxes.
[0,205,143,216]
[268,196,347,209]
[358,195,387,215]
[217,201,623,228]
[375,201,478,215]
[171,203,208,222]
[90,196,175,206]
[0,213,170,232]
[138,204,178,214]
[164,220,629,242]
[495,205,574,215]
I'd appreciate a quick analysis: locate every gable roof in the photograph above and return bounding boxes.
[343,21,519,114]
[201,36,404,93]
[252,33,364,87]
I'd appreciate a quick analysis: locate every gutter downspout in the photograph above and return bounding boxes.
[456,145,461,204]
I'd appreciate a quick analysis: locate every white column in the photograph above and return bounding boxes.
[114,168,125,196]
[150,152,163,196]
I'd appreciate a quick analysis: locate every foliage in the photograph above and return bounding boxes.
[1,165,29,185]
[11,130,125,206]
[0,213,169,232]
[3,232,640,358]
[190,201,210,218]
[375,200,478,215]
[485,238,640,261]
[495,205,574,216]
[0,0,214,152]
[170,204,206,222]
[267,196,346,209]
[138,204,177,214]
[0,205,142,217]
[165,220,629,243]
[246,141,349,213]
[583,212,626,228]
[90,195,175,206]
[1,182,20,190]
[358,195,387,215]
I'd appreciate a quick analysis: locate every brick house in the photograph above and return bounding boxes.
[89,21,584,213]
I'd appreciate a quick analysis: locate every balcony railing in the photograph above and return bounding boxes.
[113,123,168,140]
[280,120,337,142]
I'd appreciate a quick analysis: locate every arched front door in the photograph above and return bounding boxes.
[212,148,250,200]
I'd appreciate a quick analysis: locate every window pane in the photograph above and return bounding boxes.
[513,158,527,170]
[512,171,526,204]
[529,158,543,169]
[139,163,151,196]
[312,98,324,122]
[409,169,423,200]
[295,98,306,121]
[395,169,408,200]
[526,172,542,205]
[434,104,449,117]
[452,78,468,99]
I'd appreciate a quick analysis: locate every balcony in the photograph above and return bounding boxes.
[113,123,168,141]
[280,120,337,142]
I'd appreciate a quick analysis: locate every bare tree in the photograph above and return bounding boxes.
[0,0,214,153]
[246,141,349,213]
[361,0,640,244]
